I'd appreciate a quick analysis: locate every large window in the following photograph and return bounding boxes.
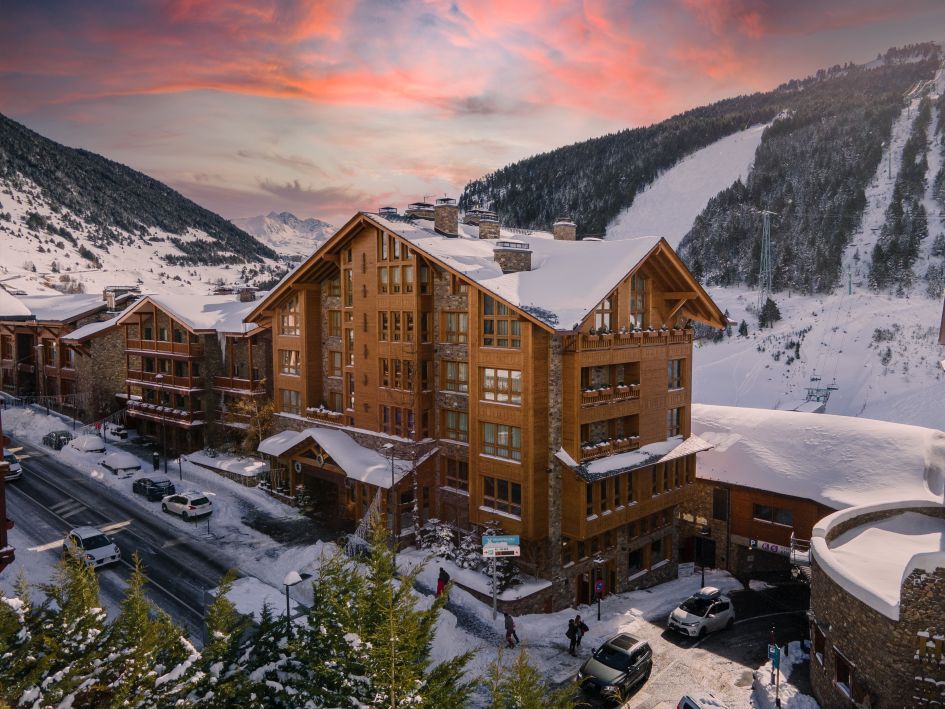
[481,422,522,461]
[381,405,415,437]
[443,361,468,393]
[667,407,682,437]
[343,269,353,307]
[630,275,645,328]
[753,504,794,527]
[326,275,341,297]
[328,310,341,337]
[483,476,521,517]
[379,358,414,390]
[712,487,729,521]
[329,351,342,377]
[444,458,468,492]
[668,359,683,389]
[279,294,300,336]
[279,349,300,376]
[444,312,468,343]
[834,649,853,697]
[482,295,521,348]
[594,292,615,331]
[812,624,826,666]
[379,312,390,341]
[443,410,468,442]
[481,367,522,405]
[280,388,301,415]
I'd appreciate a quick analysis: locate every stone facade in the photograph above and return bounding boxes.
[73,326,126,421]
[492,244,532,274]
[434,200,459,236]
[810,505,945,709]
[553,218,577,241]
[478,219,500,240]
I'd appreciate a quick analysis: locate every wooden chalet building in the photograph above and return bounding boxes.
[116,292,272,453]
[248,200,725,610]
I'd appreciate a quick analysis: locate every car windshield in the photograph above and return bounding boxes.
[154,482,172,489]
[680,597,714,616]
[81,534,112,550]
[191,497,210,506]
[592,645,632,672]
[4,454,17,464]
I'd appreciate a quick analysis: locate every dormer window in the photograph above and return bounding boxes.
[279,293,300,336]
[594,292,615,331]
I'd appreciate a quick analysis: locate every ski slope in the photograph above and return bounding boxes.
[605,124,766,248]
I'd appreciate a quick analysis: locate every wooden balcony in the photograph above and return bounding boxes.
[126,400,205,427]
[581,384,640,407]
[213,375,267,395]
[125,339,204,357]
[127,369,203,390]
[564,328,692,353]
[304,407,345,424]
[580,436,641,462]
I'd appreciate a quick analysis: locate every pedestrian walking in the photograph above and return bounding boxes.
[566,618,578,656]
[575,614,589,647]
[504,612,520,648]
[436,566,450,597]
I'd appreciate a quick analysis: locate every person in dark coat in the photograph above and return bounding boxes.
[566,618,578,656]
[503,612,519,648]
[436,567,450,596]
[575,615,589,647]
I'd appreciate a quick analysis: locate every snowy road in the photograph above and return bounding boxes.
[3,434,234,644]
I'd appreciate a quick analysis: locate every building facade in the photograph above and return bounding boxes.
[249,204,725,610]
[0,423,12,574]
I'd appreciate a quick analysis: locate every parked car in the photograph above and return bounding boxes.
[667,587,735,638]
[678,691,730,709]
[103,422,128,440]
[161,491,212,520]
[71,434,106,453]
[100,451,142,478]
[42,430,74,450]
[63,526,121,568]
[3,449,22,481]
[133,476,176,501]
[577,632,652,700]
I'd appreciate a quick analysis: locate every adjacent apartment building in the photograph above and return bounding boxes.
[249,200,724,610]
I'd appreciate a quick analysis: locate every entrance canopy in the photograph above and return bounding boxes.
[259,427,420,489]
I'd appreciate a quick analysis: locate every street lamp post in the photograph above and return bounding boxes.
[592,554,605,621]
[36,343,48,415]
[283,570,303,640]
[699,526,711,588]
[155,373,168,475]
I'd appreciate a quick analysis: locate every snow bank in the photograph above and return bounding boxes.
[751,640,820,709]
[693,404,945,508]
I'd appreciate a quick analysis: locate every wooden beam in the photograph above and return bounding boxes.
[665,298,689,325]
[662,291,698,300]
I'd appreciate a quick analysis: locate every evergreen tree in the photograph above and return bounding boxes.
[485,648,579,709]
[454,530,483,571]
[759,298,782,328]
[738,320,749,337]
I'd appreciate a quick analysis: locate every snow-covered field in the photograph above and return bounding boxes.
[606,124,766,248]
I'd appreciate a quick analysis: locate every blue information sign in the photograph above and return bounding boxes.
[595,579,605,593]
[482,535,520,546]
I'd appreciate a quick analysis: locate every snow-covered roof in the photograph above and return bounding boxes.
[101,451,142,470]
[2,293,106,322]
[258,426,418,489]
[61,314,122,343]
[811,501,945,620]
[556,435,713,482]
[120,294,263,335]
[371,214,659,330]
[692,404,945,508]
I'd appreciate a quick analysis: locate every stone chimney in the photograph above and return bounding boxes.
[237,287,256,302]
[553,216,577,241]
[478,215,500,239]
[434,197,459,237]
[405,202,435,220]
[493,240,532,273]
[378,206,398,219]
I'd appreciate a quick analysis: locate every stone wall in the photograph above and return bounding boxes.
[493,247,532,274]
[904,567,945,705]
[76,326,126,421]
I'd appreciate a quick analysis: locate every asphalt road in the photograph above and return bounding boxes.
[4,434,235,644]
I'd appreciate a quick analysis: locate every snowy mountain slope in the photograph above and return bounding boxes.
[693,286,945,430]
[606,124,766,248]
[231,211,334,258]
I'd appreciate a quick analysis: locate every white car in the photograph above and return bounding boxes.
[161,491,213,520]
[64,526,121,568]
[667,587,735,638]
[678,691,730,709]
[3,449,23,480]
[70,434,106,453]
[100,451,142,478]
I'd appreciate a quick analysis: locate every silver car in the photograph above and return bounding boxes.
[3,449,22,481]
[161,491,213,520]
[64,526,121,568]
[668,587,735,638]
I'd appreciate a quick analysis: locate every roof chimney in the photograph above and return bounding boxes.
[434,197,459,237]
[478,215,500,239]
[405,201,435,220]
[493,240,532,273]
[553,216,577,241]
[378,206,398,219]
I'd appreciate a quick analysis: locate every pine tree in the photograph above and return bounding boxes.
[759,298,782,328]
[492,556,522,594]
[428,520,456,560]
[485,648,578,709]
[738,320,749,337]
[455,530,483,571]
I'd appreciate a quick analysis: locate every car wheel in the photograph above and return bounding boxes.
[181,511,189,520]
[726,616,735,630]
[161,503,168,512]
[698,626,707,639]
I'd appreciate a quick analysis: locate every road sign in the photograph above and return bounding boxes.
[482,535,519,546]
[750,538,758,549]
[595,579,605,594]
[482,534,520,558]
[772,645,781,670]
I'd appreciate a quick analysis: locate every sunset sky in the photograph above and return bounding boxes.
[3,0,945,224]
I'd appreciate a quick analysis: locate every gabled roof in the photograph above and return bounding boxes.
[248,211,725,332]
[116,294,264,335]
[0,289,33,320]
[61,313,123,344]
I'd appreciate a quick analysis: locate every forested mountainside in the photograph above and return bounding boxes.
[680,44,941,293]
[0,113,277,266]
[461,43,940,289]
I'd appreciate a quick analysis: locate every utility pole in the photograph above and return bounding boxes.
[757,210,776,312]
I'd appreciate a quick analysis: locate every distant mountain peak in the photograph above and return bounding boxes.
[232,211,335,257]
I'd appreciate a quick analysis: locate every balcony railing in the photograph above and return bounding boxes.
[126,339,204,357]
[581,384,640,407]
[127,370,203,390]
[126,399,204,426]
[213,376,267,394]
[564,328,692,353]
[580,436,641,462]
[304,407,345,424]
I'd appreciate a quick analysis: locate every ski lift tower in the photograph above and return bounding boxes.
[757,209,778,311]
[804,372,838,406]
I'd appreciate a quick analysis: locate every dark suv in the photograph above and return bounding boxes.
[42,430,74,450]
[132,476,176,501]
[577,632,652,701]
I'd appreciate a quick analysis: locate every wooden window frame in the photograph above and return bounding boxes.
[481,367,522,405]
[483,475,522,517]
[444,311,468,344]
[444,458,469,493]
[328,310,342,337]
[481,422,522,461]
[280,388,301,415]
[667,406,682,437]
[594,292,615,331]
[377,267,388,294]
[668,358,684,390]
[379,312,390,341]
[630,274,645,328]
[329,351,342,377]
[443,361,469,393]
[443,410,469,442]
[278,349,301,376]
[482,295,521,348]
